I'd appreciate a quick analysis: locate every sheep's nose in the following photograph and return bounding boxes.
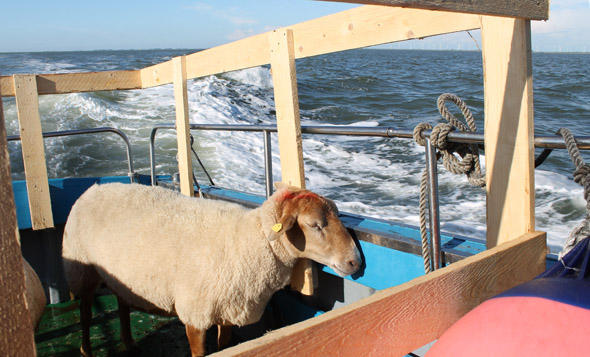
[347,258,361,272]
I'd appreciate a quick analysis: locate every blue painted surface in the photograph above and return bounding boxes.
[323,240,425,290]
[12,175,153,229]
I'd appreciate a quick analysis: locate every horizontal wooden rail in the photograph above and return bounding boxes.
[141,5,481,88]
[215,231,546,356]
[0,70,141,97]
[319,0,549,20]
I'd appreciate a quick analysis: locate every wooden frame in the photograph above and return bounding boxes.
[0,2,545,354]
[13,74,54,230]
[319,0,549,20]
[481,17,535,248]
[173,56,194,197]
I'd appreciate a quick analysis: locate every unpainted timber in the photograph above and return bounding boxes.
[481,17,535,248]
[141,6,481,88]
[0,93,37,356]
[318,0,549,20]
[214,231,546,356]
[269,29,315,295]
[173,56,194,197]
[13,74,54,230]
[0,70,141,97]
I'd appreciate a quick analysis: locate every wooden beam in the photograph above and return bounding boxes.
[481,17,535,248]
[0,90,37,356]
[13,74,54,230]
[318,0,549,20]
[216,231,546,356]
[269,29,315,296]
[0,70,141,97]
[141,6,481,88]
[173,56,194,197]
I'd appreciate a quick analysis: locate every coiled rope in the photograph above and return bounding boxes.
[413,94,485,273]
[553,128,590,260]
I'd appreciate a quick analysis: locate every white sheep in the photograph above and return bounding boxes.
[62,182,361,356]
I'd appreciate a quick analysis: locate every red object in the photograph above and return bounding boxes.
[428,296,590,357]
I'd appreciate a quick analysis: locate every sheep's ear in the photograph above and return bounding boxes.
[267,214,296,241]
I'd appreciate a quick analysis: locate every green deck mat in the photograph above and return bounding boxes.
[35,295,191,356]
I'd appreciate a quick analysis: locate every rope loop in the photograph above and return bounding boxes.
[413,122,432,147]
[556,127,590,260]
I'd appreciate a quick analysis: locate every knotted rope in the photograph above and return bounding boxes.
[556,128,590,260]
[413,94,485,273]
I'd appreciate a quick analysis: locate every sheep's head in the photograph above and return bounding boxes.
[265,184,361,277]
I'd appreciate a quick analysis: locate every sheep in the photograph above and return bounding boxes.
[23,258,46,328]
[62,182,361,356]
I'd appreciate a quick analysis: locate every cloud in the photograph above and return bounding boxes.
[226,28,258,41]
[188,1,258,26]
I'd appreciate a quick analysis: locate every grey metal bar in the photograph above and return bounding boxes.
[7,127,135,182]
[425,140,442,270]
[263,130,273,198]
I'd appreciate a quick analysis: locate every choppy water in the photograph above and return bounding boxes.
[1,49,589,252]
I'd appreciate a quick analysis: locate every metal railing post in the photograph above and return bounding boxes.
[425,140,442,270]
[263,130,273,198]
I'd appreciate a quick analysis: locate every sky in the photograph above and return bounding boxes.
[1,0,589,53]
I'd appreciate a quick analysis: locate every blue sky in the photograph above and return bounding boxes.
[2,0,589,53]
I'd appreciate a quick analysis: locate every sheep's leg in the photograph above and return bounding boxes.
[217,325,232,351]
[185,324,206,357]
[117,296,138,353]
[79,291,93,357]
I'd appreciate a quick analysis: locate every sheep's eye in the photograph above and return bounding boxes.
[308,223,322,231]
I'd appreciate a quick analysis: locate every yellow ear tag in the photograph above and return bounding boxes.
[272,223,283,233]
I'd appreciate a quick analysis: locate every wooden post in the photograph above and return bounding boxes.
[481,17,535,248]
[0,96,37,356]
[269,28,316,295]
[13,74,54,230]
[173,56,194,197]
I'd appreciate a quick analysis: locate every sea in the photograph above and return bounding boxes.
[1,49,589,253]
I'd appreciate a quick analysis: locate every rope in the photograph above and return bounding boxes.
[557,128,590,260]
[413,94,485,273]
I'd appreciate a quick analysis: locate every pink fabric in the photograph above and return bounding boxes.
[428,296,590,357]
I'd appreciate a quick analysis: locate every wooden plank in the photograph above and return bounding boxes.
[216,231,546,356]
[0,70,141,97]
[318,0,549,20]
[13,74,54,230]
[173,56,194,197]
[141,6,481,88]
[481,17,535,248]
[269,29,315,296]
[0,90,37,356]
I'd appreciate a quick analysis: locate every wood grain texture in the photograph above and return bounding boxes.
[13,74,54,230]
[141,6,480,88]
[173,56,194,197]
[269,29,315,296]
[0,70,141,97]
[0,95,37,356]
[318,0,549,20]
[481,17,535,248]
[215,231,546,357]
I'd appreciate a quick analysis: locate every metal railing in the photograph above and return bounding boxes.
[149,123,590,270]
[7,127,136,182]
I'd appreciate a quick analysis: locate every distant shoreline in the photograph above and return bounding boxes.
[1,48,588,55]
